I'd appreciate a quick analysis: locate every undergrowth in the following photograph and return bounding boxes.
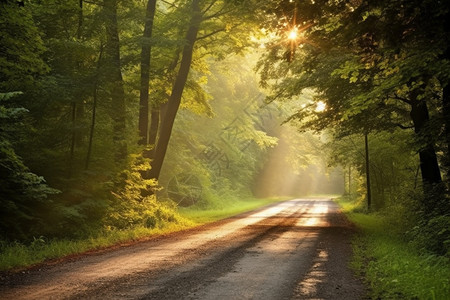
[0,220,192,271]
[336,196,450,300]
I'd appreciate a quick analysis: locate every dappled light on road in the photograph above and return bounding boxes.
[295,249,329,299]
[297,201,329,227]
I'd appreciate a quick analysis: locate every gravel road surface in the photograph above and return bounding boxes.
[0,198,367,299]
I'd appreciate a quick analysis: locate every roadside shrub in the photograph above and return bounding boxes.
[408,215,450,256]
[105,154,182,230]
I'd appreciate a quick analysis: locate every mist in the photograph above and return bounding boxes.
[159,54,344,204]
[253,125,344,198]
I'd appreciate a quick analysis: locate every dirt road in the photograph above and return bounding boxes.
[0,198,367,299]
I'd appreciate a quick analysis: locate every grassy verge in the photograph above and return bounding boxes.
[335,197,450,300]
[0,196,285,272]
[178,196,288,224]
[0,221,192,272]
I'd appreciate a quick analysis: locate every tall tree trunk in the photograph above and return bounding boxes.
[148,0,201,180]
[76,0,83,39]
[443,82,450,182]
[85,81,98,170]
[441,44,450,183]
[104,0,127,162]
[147,48,182,160]
[440,8,450,184]
[139,0,157,146]
[85,44,103,170]
[348,165,351,195]
[68,101,77,178]
[410,97,444,216]
[364,133,372,211]
[410,100,442,186]
[68,0,85,177]
[147,105,160,156]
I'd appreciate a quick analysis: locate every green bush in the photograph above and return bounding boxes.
[408,215,450,257]
[340,194,450,300]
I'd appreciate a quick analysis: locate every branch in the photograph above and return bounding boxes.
[160,0,178,9]
[204,7,237,20]
[196,28,226,40]
[392,93,412,105]
[394,123,414,130]
[202,0,218,15]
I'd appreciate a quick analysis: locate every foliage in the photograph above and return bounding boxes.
[259,0,450,255]
[326,130,419,210]
[0,1,48,91]
[106,154,183,230]
[0,92,59,241]
[0,0,269,244]
[348,212,450,299]
[159,54,281,204]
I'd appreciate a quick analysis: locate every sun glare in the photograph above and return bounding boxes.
[315,101,326,112]
[288,29,298,40]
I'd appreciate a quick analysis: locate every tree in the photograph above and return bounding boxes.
[146,0,259,181]
[159,54,280,204]
[258,0,449,209]
[147,0,202,180]
[257,0,450,254]
[104,0,127,162]
[0,1,48,92]
[138,0,157,146]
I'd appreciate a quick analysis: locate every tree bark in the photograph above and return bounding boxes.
[85,44,103,170]
[364,133,372,211]
[139,0,157,146]
[85,80,98,170]
[441,38,450,183]
[68,101,77,178]
[76,0,83,39]
[440,7,450,183]
[443,82,450,182]
[147,105,160,156]
[147,0,201,180]
[68,0,85,177]
[104,0,127,162]
[348,165,351,196]
[147,48,182,160]
[409,99,442,186]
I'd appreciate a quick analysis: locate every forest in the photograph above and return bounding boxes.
[0,0,343,243]
[1,0,449,297]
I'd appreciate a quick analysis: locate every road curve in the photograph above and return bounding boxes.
[0,198,367,300]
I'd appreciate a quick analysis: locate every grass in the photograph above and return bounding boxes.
[178,196,288,224]
[0,222,191,271]
[0,196,285,272]
[335,196,450,300]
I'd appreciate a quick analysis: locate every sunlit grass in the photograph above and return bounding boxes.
[334,194,366,213]
[178,196,288,224]
[0,196,286,271]
[304,193,340,199]
[335,197,450,300]
[0,222,192,271]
